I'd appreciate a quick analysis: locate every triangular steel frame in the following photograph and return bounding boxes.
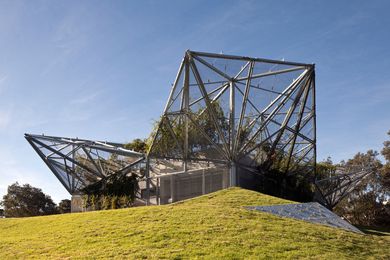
[25,134,144,194]
[148,50,316,178]
[315,165,374,209]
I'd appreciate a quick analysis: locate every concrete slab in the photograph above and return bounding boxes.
[246,202,363,234]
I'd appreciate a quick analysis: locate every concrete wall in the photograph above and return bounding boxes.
[71,195,84,213]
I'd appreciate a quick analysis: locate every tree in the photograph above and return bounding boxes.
[124,138,148,153]
[316,157,336,178]
[0,208,4,218]
[380,130,390,191]
[334,146,390,226]
[1,182,58,218]
[57,199,71,214]
[382,130,390,161]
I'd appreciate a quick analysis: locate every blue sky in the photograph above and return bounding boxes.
[0,0,389,203]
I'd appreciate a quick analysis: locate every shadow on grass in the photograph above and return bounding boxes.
[357,226,390,236]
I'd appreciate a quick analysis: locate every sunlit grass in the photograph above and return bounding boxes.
[0,187,388,259]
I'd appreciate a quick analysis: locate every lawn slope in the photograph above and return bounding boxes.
[0,188,389,259]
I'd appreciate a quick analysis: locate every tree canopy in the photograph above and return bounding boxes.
[330,131,390,227]
[124,138,148,153]
[1,182,58,218]
[58,199,71,214]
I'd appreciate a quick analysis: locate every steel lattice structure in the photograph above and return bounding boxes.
[25,134,144,194]
[315,165,374,210]
[148,50,316,183]
[25,51,318,207]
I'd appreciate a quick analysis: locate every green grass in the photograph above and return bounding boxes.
[0,187,389,259]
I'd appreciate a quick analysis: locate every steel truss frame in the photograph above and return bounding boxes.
[148,50,316,180]
[25,133,144,194]
[315,165,374,209]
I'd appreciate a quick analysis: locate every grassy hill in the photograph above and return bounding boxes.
[0,188,389,259]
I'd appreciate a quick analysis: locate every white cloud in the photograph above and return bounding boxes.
[70,91,101,105]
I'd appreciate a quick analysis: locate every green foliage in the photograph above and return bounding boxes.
[380,130,390,191]
[110,196,118,209]
[124,138,148,153]
[0,188,388,258]
[82,194,134,211]
[149,117,178,157]
[193,101,229,145]
[330,139,390,227]
[81,172,139,211]
[339,191,388,226]
[251,144,316,202]
[102,195,111,210]
[149,101,230,158]
[57,199,71,214]
[381,130,390,162]
[255,167,316,203]
[0,182,58,218]
[237,117,253,146]
[316,157,336,179]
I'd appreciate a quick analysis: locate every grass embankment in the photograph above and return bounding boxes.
[0,188,389,259]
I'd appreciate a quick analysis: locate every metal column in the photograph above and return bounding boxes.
[183,57,190,172]
[229,81,237,186]
[146,156,150,205]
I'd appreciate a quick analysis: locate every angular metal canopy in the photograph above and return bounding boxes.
[25,134,144,194]
[148,50,316,177]
[25,50,318,206]
[315,165,374,209]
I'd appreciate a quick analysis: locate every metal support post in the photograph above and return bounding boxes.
[146,156,150,205]
[184,57,190,172]
[312,69,317,176]
[229,81,235,157]
[202,168,206,194]
[157,177,160,205]
[230,163,237,187]
[170,174,175,203]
